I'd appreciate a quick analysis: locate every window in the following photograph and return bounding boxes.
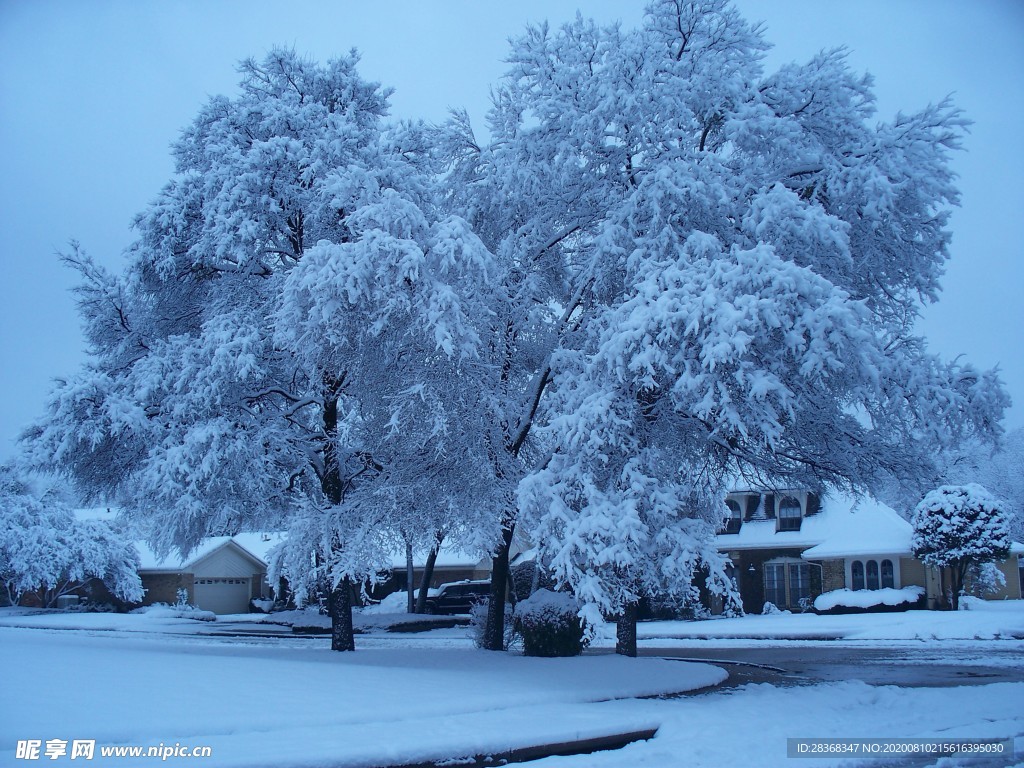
[722,500,742,534]
[851,559,897,590]
[789,563,811,605]
[778,496,802,531]
[881,559,894,589]
[851,560,865,590]
[763,564,787,608]
[866,560,879,590]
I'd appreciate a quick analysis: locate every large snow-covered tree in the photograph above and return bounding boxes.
[0,465,142,607]
[911,484,1011,610]
[502,0,1007,652]
[25,50,501,651]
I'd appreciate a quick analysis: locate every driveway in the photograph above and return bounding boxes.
[641,644,1024,688]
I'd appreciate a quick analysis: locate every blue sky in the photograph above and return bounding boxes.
[1,1,1022,462]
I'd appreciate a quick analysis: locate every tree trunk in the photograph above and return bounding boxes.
[483,524,514,651]
[415,539,442,614]
[950,561,969,611]
[329,577,355,652]
[405,542,415,614]
[615,601,639,657]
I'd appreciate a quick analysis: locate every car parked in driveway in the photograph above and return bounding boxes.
[422,580,491,615]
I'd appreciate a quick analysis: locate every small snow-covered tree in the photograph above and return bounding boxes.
[912,484,1011,610]
[0,466,141,607]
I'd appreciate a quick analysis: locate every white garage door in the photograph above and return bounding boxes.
[194,578,250,615]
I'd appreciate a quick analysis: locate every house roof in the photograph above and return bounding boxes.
[716,491,914,559]
[136,536,272,573]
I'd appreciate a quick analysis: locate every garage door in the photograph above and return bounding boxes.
[194,578,250,614]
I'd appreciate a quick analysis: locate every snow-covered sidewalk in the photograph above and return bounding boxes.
[1,626,724,768]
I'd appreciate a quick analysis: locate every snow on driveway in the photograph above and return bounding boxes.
[0,626,724,767]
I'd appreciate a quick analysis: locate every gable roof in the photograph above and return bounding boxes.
[136,536,271,573]
[716,491,914,559]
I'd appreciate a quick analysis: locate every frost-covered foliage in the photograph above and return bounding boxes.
[23,51,504,649]
[814,586,924,612]
[512,0,1006,630]
[514,589,587,657]
[22,4,1010,653]
[935,427,1024,541]
[912,484,1011,609]
[0,466,141,607]
[967,561,1006,597]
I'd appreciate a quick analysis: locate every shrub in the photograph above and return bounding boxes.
[514,589,586,657]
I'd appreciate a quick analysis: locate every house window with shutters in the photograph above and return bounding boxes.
[722,500,742,534]
[777,496,802,531]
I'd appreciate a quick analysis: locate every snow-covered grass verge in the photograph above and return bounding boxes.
[813,585,924,612]
[2,627,725,767]
[525,681,1024,768]
[605,599,1024,643]
[130,603,217,621]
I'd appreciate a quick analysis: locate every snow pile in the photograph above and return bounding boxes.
[130,604,216,622]
[814,586,924,612]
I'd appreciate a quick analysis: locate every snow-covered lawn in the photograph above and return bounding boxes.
[1,622,722,768]
[616,599,1024,643]
[3,603,1023,766]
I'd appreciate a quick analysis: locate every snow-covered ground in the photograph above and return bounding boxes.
[2,603,1022,767]
[612,598,1024,643]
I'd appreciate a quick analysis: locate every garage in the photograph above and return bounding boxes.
[194,577,252,615]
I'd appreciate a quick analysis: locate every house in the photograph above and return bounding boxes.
[716,489,1023,613]
[136,533,282,614]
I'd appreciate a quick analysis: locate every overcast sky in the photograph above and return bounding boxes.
[1,1,1022,464]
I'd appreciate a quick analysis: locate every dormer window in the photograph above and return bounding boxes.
[777,496,802,531]
[722,500,742,534]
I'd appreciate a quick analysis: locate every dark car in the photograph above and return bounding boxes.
[422,580,491,615]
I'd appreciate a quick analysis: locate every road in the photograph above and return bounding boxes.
[639,644,1024,688]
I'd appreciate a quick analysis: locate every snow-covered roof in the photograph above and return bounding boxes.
[716,491,914,559]
[386,546,487,570]
[136,535,277,572]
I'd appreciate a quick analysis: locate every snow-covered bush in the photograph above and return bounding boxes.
[130,604,216,622]
[967,562,1006,597]
[761,602,785,616]
[514,589,586,657]
[814,586,925,613]
[912,484,1010,610]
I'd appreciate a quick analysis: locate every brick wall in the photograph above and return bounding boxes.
[821,559,846,592]
[140,573,194,606]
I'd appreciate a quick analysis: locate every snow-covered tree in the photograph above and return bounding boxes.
[912,484,1011,610]
[25,50,500,651]
[505,0,1007,652]
[0,465,141,607]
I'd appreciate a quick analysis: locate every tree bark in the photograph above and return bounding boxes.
[329,577,355,652]
[415,537,442,614]
[321,382,356,652]
[405,542,415,614]
[483,523,515,651]
[615,601,639,657]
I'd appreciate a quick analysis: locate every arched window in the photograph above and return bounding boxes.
[866,560,879,590]
[881,559,894,589]
[778,496,802,531]
[851,560,865,590]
